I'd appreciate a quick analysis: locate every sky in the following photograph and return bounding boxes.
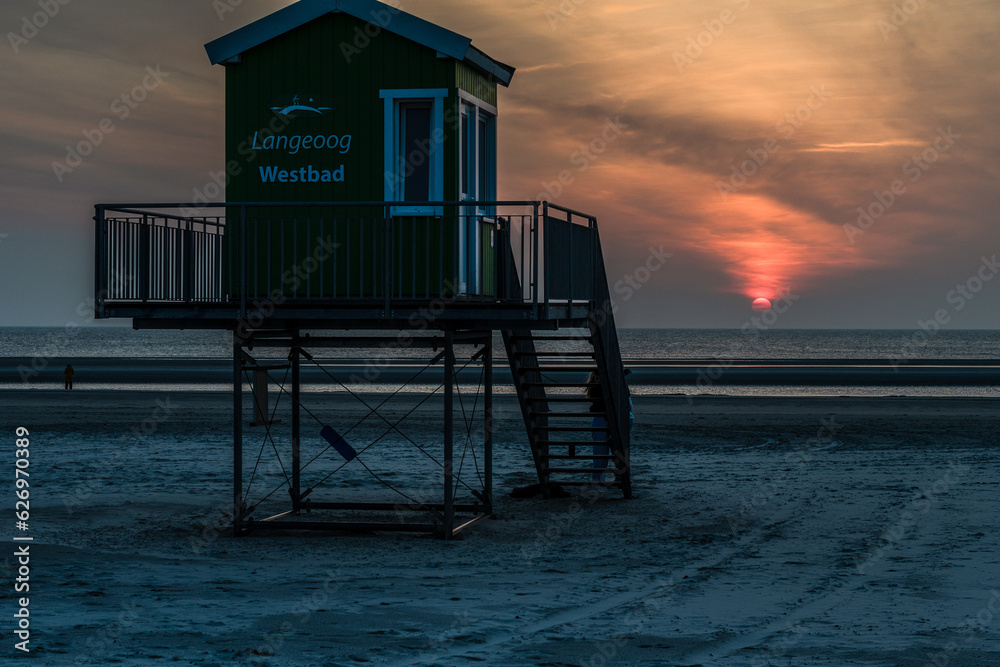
[1,0,998,328]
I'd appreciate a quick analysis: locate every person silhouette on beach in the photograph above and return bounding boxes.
[588,370,634,483]
[587,372,610,482]
[64,364,74,390]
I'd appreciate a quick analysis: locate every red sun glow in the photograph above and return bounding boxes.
[677,193,876,304]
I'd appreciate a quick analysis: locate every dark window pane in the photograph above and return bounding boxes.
[461,109,471,197]
[478,116,491,201]
[402,105,431,202]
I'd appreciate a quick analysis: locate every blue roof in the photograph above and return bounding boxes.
[204,0,514,86]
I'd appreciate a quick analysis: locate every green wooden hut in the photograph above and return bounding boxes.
[91,2,633,537]
[205,0,515,300]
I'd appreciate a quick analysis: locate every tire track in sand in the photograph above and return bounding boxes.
[389,496,814,666]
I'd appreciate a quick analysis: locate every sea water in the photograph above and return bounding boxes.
[3,327,1000,360]
[1,327,999,396]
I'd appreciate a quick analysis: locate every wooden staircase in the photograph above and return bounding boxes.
[496,204,633,499]
[502,327,632,498]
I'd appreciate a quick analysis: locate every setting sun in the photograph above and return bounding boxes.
[751,297,772,311]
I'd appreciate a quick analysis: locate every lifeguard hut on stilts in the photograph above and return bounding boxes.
[93,0,631,538]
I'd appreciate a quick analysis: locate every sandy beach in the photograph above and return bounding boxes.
[5,390,1000,665]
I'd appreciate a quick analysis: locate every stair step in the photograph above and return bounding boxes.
[521,351,595,357]
[538,411,606,417]
[513,335,592,342]
[533,426,608,432]
[537,440,617,447]
[525,397,593,403]
[523,382,600,388]
[545,467,625,475]
[518,366,598,374]
[555,480,623,487]
[543,454,616,460]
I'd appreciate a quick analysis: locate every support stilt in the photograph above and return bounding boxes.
[484,336,493,516]
[250,369,268,426]
[232,331,497,537]
[443,330,455,538]
[249,366,285,427]
[233,331,243,537]
[291,335,301,513]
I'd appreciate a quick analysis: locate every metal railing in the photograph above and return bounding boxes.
[94,201,604,320]
[548,199,632,483]
[588,233,631,471]
[97,212,227,303]
[543,202,598,308]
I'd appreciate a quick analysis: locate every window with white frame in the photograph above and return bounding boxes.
[459,92,497,207]
[381,88,447,215]
[457,91,498,294]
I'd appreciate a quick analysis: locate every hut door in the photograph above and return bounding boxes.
[459,99,497,296]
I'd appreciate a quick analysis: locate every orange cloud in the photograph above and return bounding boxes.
[687,192,875,300]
